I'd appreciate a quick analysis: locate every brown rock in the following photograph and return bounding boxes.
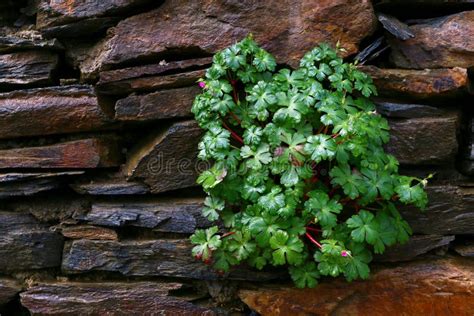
[0,138,122,169]
[62,239,282,281]
[73,199,208,233]
[115,86,199,121]
[0,171,83,183]
[374,235,454,262]
[9,197,90,222]
[386,112,459,165]
[97,58,210,95]
[0,33,63,53]
[21,282,214,315]
[401,185,474,235]
[0,50,58,88]
[0,278,21,305]
[389,11,474,69]
[0,85,110,139]
[374,100,446,118]
[37,0,155,29]
[58,225,118,241]
[124,120,203,193]
[90,0,377,69]
[0,212,63,271]
[97,69,206,96]
[239,257,474,316]
[360,66,469,99]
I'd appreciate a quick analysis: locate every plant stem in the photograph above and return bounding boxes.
[305,227,322,233]
[305,232,322,249]
[229,111,242,124]
[221,120,244,144]
[221,231,235,238]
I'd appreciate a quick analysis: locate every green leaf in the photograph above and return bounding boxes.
[190,226,222,260]
[289,262,320,288]
[269,230,304,265]
[305,191,342,228]
[304,134,336,162]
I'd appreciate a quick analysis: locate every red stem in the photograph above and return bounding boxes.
[222,231,235,238]
[305,232,322,249]
[221,120,244,144]
[305,227,322,233]
[331,132,340,139]
[229,111,242,124]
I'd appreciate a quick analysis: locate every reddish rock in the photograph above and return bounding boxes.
[124,120,203,193]
[0,85,109,139]
[389,11,474,69]
[37,0,155,28]
[0,50,58,88]
[386,112,459,164]
[361,66,469,99]
[0,212,63,271]
[97,69,206,95]
[0,278,21,305]
[115,86,199,121]
[21,282,214,315]
[90,0,377,69]
[57,225,118,241]
[0,138,122,169]
[239,257,474,316]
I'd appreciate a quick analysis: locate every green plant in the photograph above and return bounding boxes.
[190,35,429,288]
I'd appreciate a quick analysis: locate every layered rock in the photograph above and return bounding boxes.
[71,179,149,195]
[62,239,281,281]
[401,184,474,235]
[375,100,446,118]
[0,32,63,53]
[239,257,474,316]
[0,50,58,88]
[114,86,198,121]
[0,85,110,139]
[21,282,214,315]
[124,120,203,193]
[56,225,118,241]
[389,11,474,69]
[0,278,21,305]
[0,212,63,271]
[386,112,459,165]
[0,138,122,169]
[73,199,208,233]
[361,66,469,99]
[87,0,377,70]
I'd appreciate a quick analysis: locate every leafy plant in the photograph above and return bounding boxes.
[190,35,429,288]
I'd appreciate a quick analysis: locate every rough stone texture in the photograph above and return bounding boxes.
[125,120,203,193]
[62,239,282,281]
[0,85,110,139]
[0,178,60,198]
[389,11,474,69]
[0,212,63,271]
[0,278,21,305]
[10,196,89,222]
[41,17,121,39]
[90,0,377,69]
[97,69,206,95]
[401,185,474,235]
[56,225,118,241]
[386,113,459,165]
[0,171,83,183]
[454,242,474,257]
[0,50,58,88]
[0,138,122,169]
[0,33,63,53]
[71,179,149,195]
[115,86,199,122]
[240,257,474,316]
[74,199,208,233]
[374,235,454,262]
[37,0,155,28]
[360,66,469,99]
[21,282,215,315]
[374,100,446,118]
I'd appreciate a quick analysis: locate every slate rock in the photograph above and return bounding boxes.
[56,225,118,241]
[0,278,21,306]
[389,11,474,69]
[114,86,199,121]
[124,120,203,193]
[375,100,445,118]
[0,138,122,169]
[71,179,149,195]
[0,85,110,139]
[386,113,459,165]
[74,198,208,233]
[0,212,63,271]
[21,281,214,315]
[360,66,469,99]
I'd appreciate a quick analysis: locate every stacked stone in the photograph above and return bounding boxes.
[0,0,472,315]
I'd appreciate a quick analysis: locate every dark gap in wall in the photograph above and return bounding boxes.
[0,294,30,316]
[374,0,474,20]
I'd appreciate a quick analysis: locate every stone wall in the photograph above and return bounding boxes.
[0,0,473,315]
